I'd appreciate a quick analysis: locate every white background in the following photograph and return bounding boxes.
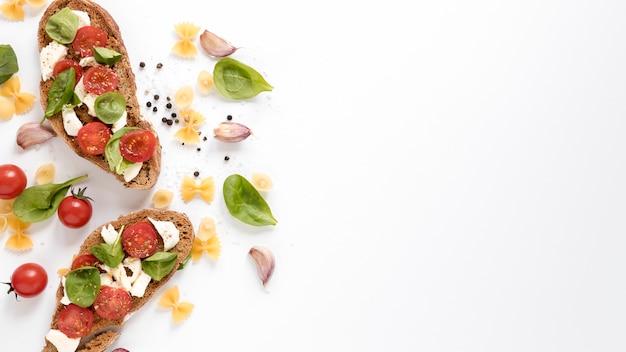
[1,0,626,351]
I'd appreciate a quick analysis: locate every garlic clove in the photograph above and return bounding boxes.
[249,246,275,287]
[213,121,251,143]
[16,122,56,149]
[199,29,238,58]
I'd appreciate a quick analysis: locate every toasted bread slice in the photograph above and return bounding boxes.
[37,0,161,190]
[42,209,195,352]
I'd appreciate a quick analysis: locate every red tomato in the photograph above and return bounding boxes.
[93,286,132,320]
[121,222,159,258]
[52,59,83,83]
[58,187,93,229]
[57,304,94,338]
[77,122,112,156]
[71,253,102,270]
[72,25,107,57]
[119,129,157,163]
[83,65,118,95]
[6,263,48,298]
[0,164,27,199]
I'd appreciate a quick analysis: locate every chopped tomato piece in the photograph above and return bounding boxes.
[93,286,132,320]
[119,129,157,163]
[77,122,112,156]
[83,65,118,95]
[72,26,107,57]
[53,59,83,84]
[121,221,158,258]
[57,304,94,338]
[71,253,102,270]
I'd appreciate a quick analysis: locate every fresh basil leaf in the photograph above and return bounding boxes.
[105,127,139,172]
[142,252,178,281]
[12,174,88,223]
[0,44,18,85]
[90,231,124,268]
[65,266,101,308]
[45,7,79,44]
[213,58,273,100]
[93,47,122,66]
[95,92,126,124]
[223,174,277,226]
[45,67,75,117]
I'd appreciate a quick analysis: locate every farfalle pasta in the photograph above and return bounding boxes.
[0,76,36,119]
[171,22,200,58]
[180,175,215,203]
[0,0,47,21]
[5,213,33,251]
[191,217,221,262]
[174,108,205,144]
[158,285,194,323]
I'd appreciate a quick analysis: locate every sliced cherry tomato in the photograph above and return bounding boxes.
[83,65,118,95]
[93,286,132,320]
[57,304,94,338]
[71,253,102,270]
[72,25,107,57]
[0,164,27,199]
[121,222,159,258]
[77,121,112,156]
[5,262,48,298]
[58,187,93,228]
[52,59,83,84]
[119,129,157,163]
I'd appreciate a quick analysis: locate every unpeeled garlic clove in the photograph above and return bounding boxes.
[214,121,251,142]
[249,246,275,287]
[199,29,238,57]
[16,122,56,149]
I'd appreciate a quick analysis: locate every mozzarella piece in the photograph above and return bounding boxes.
[79,56,96,67]
[122,162,143,182]
[148,218,180,251]
[45,329,80,352]
[72,10,91,28]
[110,263,133,292]
[74,78,97,116]
[129,271,152,298]
[100,224,118,244]
[111,111,127,133]
[122,257,141,283]
[61,105,83,136]
[40,41,68,81]
[60,277,70,305]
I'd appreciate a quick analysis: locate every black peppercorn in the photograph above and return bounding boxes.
[146,101,152,108]
[156,63,163,69]
[227,115,233,121]
[139,62,146,68]
[193,171,200,177]
[224,156,230,161]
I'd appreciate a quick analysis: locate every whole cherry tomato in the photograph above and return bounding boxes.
[58,187,93,228]
[0,164,27,199]
[4,262,48,298]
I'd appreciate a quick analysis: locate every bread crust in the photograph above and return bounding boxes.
[37,0,161,190]
[42,209,195,352]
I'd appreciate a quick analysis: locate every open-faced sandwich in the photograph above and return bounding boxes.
[37,0,161,190]
[42,209,195,352]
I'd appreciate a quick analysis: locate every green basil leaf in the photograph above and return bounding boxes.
[105,127,139,172]
[94,92,126,124]
[177,253,191,270]
[12,174,88,223]
[0,44,18,85]
[142,252,178,281]
[213,58,273,100]
[93,47,122,66]
[45,7,79,44]
[223,174,277,226]
[90,230,124,268]
[65,266,101,308]
[45,67,75,117]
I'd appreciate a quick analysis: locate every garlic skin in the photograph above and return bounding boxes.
[199,29,238,58]
[16,122,56,149]
[214,121,251,143]
[249,246,275,287]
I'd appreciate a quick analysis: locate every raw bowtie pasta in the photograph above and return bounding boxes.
[0,76,36,119]
[191,217,221,262]
[0,0,47,21]
[174,108,205,144]
[181,175,215,203]
[171,22,200,58]
[158,285,194,323]
[5,213,33,251]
